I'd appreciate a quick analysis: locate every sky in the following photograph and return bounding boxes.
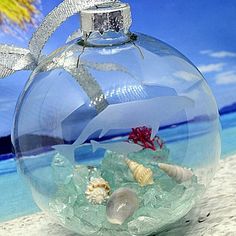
[0,0,236,136]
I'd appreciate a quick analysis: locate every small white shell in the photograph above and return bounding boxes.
[158,163,193,183]
[85,178,110,204]
[106,188,139,225]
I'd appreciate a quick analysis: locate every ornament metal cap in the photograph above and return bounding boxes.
[80,1,132,35]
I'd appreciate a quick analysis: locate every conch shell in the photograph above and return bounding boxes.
[158,163,193,183]
[85,177,110,204]
[126,159,154,186]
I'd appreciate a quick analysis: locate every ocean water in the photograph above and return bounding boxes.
[0,157,39,222]
[220,112,236,157]
[0,112,235,223]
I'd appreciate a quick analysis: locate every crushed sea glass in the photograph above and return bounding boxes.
[40,141,205,236]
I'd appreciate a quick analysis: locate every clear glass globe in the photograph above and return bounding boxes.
[13,29,220,235]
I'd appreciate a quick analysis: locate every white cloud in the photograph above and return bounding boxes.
[197,63,225,73]
[200,50,236,58]
[200,50,212,55]
[215,71,236,85]
[210,51,236,58]
[174,71,200,81]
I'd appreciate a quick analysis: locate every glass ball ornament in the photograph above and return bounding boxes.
[12,2,220,236]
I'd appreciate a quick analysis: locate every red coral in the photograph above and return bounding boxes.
[156,136,164,149]
[128,126,164,151]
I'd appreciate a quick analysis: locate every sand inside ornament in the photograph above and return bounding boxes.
[27,134,205,236]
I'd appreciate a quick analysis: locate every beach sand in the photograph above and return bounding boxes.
[1,155,236,236]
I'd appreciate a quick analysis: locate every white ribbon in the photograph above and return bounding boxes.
[0,0,118,112]
[0,0,116,78]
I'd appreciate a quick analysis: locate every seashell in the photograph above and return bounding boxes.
[106,187,139,225]
[125,159,154,186]
[158,163,193,183]
[85,177,110,204]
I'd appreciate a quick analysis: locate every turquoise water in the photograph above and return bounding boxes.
[0,112,235,222]
[220,112,236,157]
[0,159,39,222]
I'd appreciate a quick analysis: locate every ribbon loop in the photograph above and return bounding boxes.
[0,0,115,79]
[0,0,119,113]
[29,0,115,62]
[0,45,34,78]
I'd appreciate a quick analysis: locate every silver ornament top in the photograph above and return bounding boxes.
[80,1,132,35]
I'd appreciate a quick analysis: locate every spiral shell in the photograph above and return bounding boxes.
[126,159,154,186]
[85,177,110,204]
[158,163,193,183]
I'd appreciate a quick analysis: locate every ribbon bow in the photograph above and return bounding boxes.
[0,0,116,79]
[0,0,118,112]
